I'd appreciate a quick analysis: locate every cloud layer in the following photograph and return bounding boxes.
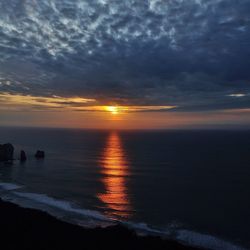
[0,0,250,111]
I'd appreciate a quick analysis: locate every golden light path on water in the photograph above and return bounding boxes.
[98,132,132,219]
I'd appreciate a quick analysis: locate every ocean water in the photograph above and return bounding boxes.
[0,127,249,249]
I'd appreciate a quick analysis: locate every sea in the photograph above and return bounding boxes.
[0,127,249,250]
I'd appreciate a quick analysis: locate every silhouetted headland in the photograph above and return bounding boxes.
[0,198,201,250]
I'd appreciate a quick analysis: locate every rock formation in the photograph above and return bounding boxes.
[20,150,27,162]
[0,143,14,162]
[35,150,45,159]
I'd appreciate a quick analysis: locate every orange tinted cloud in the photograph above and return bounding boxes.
[0,92,176,112]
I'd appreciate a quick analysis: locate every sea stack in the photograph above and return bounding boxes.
[20,150,27,162]
[0,143,14,162]
[35,150,45,159]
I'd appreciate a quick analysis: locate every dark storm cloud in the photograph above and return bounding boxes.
[0,0,250,110]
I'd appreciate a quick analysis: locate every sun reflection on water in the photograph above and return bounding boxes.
[98,132,132,219]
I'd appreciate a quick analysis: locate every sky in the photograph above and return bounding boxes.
[0,0,250,129]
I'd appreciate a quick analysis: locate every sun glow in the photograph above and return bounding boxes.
[105,106,119,115]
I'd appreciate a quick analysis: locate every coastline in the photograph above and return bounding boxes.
[0,198,201,250]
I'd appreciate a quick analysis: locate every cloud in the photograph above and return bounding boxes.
[0,92,96,111]
[0,92,176,113]
[0,0,250,111]
[227,93,247,98]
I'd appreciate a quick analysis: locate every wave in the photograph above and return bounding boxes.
[0,182,23,191]
[12,191,110,222]
[124,222,246,250]
[0,181,247,250]
[176,230,246,250]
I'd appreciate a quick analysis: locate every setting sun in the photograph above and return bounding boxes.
[105,106,119,115]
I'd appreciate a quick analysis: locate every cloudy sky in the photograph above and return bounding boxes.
[0,0,250,128]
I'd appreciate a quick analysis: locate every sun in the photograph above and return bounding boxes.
[105,106,119,115]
